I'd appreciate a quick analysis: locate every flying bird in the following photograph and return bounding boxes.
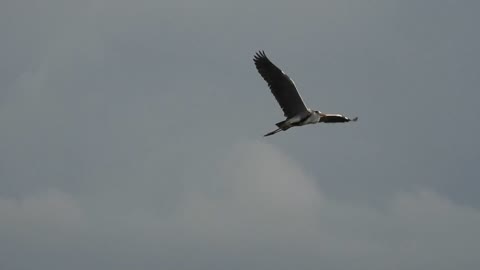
[253,50,358,137]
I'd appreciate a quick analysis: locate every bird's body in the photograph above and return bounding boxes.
[253,51,358,137]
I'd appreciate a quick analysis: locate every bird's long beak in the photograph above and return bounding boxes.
[351,117,358,122]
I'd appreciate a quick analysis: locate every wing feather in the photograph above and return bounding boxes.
[253,51,309,118]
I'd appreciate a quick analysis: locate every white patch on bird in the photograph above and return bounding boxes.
[286,115,302,125]
[303,113,321,125]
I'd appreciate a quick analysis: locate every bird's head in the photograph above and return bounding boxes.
[343,115,358,122]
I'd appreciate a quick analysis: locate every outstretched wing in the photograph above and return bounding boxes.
[253,51,309,118]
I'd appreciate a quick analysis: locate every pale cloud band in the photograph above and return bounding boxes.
[1,141,479,270]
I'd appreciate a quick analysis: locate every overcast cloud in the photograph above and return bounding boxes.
[1,0,480,269]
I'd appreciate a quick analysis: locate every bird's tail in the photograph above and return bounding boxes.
[351,117,358,122]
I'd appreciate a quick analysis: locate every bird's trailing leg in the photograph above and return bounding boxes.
[264,128,282,137]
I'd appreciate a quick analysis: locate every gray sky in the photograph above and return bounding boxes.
[1,0,480,269]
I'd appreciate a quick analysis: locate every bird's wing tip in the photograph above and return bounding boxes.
[254,50,267,58]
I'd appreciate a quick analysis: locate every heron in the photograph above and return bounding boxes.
[253,50,358,137]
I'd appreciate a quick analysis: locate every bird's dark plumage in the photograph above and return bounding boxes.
[253,50,358,137]
[253,51,308,118]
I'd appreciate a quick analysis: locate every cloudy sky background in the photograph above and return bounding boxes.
[1,0,480,269]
